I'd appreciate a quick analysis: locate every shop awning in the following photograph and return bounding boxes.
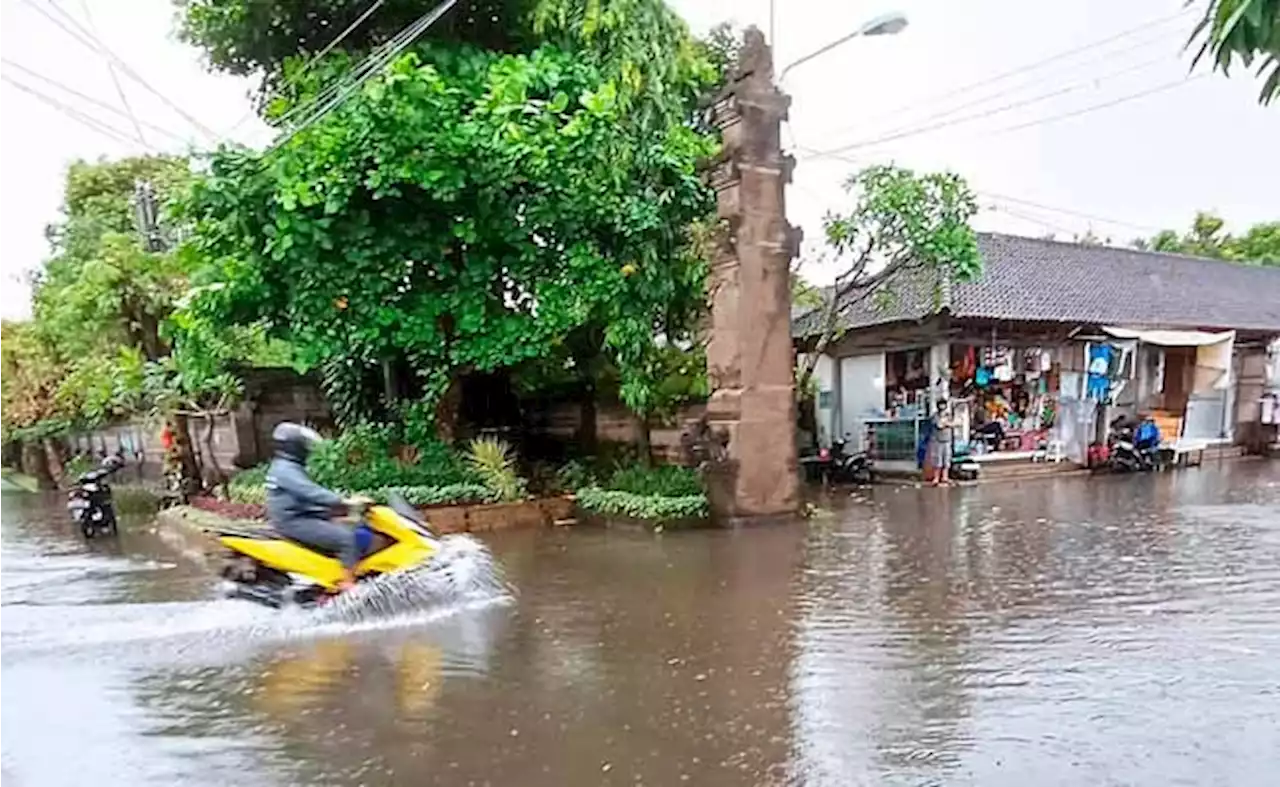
[1102,326,1235,347]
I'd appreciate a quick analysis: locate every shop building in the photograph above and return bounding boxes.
[796,233,1280,468]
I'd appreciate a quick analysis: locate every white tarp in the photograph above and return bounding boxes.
[1266,337,1280,390]
[1102,326,1236,347]
[1194,337,1234,392]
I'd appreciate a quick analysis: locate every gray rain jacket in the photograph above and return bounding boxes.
[265,455,342,526]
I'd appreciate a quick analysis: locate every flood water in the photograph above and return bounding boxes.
[4,461,1280,786]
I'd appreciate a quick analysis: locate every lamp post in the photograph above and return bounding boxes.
[777,11,909,82]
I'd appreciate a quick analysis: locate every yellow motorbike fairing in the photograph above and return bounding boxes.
[219,504,437,590]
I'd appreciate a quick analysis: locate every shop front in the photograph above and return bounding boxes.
[942,340,1081,463]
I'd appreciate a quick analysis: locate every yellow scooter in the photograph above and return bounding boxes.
[215,494,438,608]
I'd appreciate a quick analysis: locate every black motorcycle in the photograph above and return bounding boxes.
[805,439,875,485]
[67,457,123,538]
[1107,423,1157,473]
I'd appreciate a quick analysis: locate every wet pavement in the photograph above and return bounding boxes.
[4,461,1280,786]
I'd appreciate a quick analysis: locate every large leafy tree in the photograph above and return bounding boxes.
[177,0,721,437]
[795,165,982,394]
[33,156,192,362]
[1189,0,1280,104]
[1145,212,1280,265]
[176,0,537,99]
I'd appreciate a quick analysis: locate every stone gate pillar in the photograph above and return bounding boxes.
[704,27,800,525]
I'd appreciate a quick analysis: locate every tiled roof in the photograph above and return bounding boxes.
[795,232,1280,335]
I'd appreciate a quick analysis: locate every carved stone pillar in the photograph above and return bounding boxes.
[704,27,800,525]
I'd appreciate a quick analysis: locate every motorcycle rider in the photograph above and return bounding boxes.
[266,422,361,592]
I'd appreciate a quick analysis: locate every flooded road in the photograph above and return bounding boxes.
[4,461,1280,786]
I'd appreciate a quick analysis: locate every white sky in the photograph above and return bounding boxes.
[2,0,1277,320]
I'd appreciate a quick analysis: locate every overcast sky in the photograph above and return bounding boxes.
[2,0,1277,320]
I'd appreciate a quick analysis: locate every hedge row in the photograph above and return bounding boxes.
[574,486,709,523]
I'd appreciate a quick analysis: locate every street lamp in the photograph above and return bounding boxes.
[777,11,909,83]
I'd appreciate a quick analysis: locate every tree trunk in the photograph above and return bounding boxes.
[172,414,202,490]
[43,437,68,487]
[201,412,228,496]
[636,413,653,467]
[434,374,465,444]
[22,440,56,490]
[796,391,817,449]
[578,386,599,456]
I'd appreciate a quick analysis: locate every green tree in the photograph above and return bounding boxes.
[178,2,721,438]
[176,0,537,99]
[1189,0,1280,104]
[796,165,981,393]
[33,156,191,361]
[1145,211,1280,265]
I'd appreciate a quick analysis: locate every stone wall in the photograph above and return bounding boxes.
[62,367,330,479]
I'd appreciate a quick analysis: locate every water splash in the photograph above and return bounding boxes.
[312,534,513,625]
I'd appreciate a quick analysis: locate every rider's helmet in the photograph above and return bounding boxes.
[102,454,125,473]
[272,422,323,463]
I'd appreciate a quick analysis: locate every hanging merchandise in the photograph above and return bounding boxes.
[994,360,1015,382]
[959,346,977,380]
[1087,343,1113,401]
[1024,347,1042,374]
[975,366,992,387]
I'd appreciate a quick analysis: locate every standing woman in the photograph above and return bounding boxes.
[931,399,954,487]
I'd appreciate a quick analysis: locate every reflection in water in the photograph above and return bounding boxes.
[4,463,1280,786]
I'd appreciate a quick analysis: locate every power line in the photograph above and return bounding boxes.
[267,0,457,154]
[808,55,1170,157]
[980,192,1162,233]
[986,74,1206,135]
[76,0,145,146]
[824,29,1181,149]
[268,0,453,137]
[2,74,143,149]
[1,58,191,144]
[23,0,218,140]
[849,7,1194,132]
[984,203,1077,237]
[795,145,1166,239]
[224,0,389,138]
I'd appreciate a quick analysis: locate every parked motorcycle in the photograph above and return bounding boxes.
[808,438,875,485]
[67,456,124,538]
[950,450,981,482]
[1107,418,1160,473]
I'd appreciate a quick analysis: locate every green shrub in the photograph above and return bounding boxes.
[307,422,474,491]
[465,437,526,502]
[64,454,95,480]
[604,464,703,497]
[228,464,267,505]
[554,459,595,493]
[576,486,708,522]
[353,484,499,506]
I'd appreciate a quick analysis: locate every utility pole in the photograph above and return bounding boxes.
[133,179,166,252]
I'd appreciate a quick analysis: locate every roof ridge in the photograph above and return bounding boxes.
[976,230,1280,270]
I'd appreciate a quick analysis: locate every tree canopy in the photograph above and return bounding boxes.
[1145,212,1280,265]
[796,165,981,392]
[176,0,537,97]
[1189,0,1280,104]
[176,0,723,434]
[0,155,293,443]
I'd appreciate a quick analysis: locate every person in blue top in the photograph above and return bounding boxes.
[1133,413,1162,452]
